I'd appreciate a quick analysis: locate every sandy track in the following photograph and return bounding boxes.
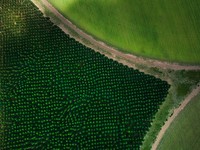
[151,84,200,150]
[32,0,200,72]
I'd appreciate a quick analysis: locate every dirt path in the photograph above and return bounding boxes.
[32,0,200,72]
[151,84,200,150]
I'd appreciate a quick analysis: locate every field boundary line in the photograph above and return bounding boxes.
[151,83,200,150]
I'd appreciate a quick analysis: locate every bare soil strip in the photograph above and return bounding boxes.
[151,83,200,150]
[32,0,200,72]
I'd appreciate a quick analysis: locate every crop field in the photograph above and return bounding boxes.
[0,0,170,149]
[48,0,200,64]
[157,93,200,150]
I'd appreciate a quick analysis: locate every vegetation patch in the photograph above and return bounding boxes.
[141,70,200,149]
[1,0,170,149]
[157,93,200,150]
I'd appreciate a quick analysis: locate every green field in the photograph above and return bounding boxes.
[48,0,200,64]
[1,0,170,149]
[157,93,200,150]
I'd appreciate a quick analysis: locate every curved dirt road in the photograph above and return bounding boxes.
[32,0,200,71]
[151,84,200,150]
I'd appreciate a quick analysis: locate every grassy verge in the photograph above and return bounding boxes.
[141,70,200,150]
[141,88,173,150]
[157,93,200,150]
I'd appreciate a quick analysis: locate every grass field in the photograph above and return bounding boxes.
[48,0,200,64]
[157,93,200,150]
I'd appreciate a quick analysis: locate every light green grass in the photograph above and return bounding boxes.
[48,0,200,64]
[157,93,200,150]
[141,70,200,150]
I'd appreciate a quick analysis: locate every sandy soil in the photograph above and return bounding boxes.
[151,83,200,150]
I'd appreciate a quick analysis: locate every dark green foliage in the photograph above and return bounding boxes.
[0,0,170,149]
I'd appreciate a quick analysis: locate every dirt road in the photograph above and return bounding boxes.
[151,84,200,150]
[32,0,200,72]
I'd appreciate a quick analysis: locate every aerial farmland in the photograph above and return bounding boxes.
[0,0,200,149]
